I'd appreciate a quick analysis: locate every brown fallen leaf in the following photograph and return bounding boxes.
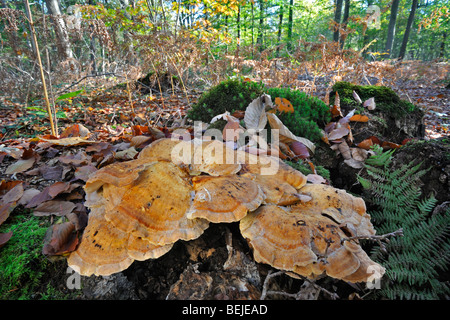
[0,203,15,225]
[363,97,376,110]
[74,165,98,182]
[59,124,90,139]
[42,222,78,256]
[33,200,76,217]
[349,114,369,122]
[0,231,13,248]
[328,126,350,141]
[40,136,98,146]
[47,182,71,198]
[1,182,24,205]
[5,156,36,174]
[290,141,310,159]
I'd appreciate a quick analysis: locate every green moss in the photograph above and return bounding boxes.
[187,77,266,123]
[285,160,330,181]
[267,87,331,142]
[0,214,66,300]
[332,81,420,117]
[188,79,331,143]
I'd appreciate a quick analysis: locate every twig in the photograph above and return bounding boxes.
[341,228,403,245]
[24,0,56,136]
[57,72,118,94]
[260,270,339,300]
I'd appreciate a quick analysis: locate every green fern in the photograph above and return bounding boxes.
[358,146,450,300]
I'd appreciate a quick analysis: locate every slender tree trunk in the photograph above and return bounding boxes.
[276,4,284,57]
[237,6,241,48]
[385,0,400,58]
[45,0,73,60]
[333,0,343,43]
[257,0,264,51]
[287,0,294,51]
[340,0,350,49]
[440,31,447,59]
[398,0,418,60]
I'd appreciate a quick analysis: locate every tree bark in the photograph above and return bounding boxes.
[45,0,73,60]
[398,0,418,60]
[385,0,400,58]
[257,0,264,51]
[287,0,294,51]
[340,0,350,49]
[276,4,284,57]
[333,0,343,43]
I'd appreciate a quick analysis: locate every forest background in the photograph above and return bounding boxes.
[0,0,448,133]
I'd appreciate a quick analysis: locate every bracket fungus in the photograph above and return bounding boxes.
[187,175,265,223]
[68,137,384,285]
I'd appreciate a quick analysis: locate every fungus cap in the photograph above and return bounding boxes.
[240,203,383,282]
[67,207,134,276]
[187,174,265,223]
[104,161,209,246]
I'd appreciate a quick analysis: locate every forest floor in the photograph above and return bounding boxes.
[0,59,448,300]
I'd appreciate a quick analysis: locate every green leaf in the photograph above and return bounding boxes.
[56,89,84,101]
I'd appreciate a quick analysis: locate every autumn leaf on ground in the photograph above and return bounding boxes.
[274,97,294,113]
[5,156,36,174]
[0,231,13,249]
[33,200,76,217]
[59,124,90,138]
[363,97,376,110]
[349,114,369,122]
[353,90,362,104]
[266,113,315,153]
[40,136,98,146]
[42,222,79,256]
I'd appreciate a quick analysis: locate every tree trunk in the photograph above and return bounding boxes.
[237,6,241,48]
[276,4,284,57]
[45,0,73,60]
[340,0,350,49]
[257,0,264,51]
[385,0,400,58]
[333,0,343,43]
[398,0,418,60]
[287,0,294,51]
[440,31,447,59]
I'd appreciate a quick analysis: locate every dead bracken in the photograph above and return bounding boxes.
[68,138,384,284]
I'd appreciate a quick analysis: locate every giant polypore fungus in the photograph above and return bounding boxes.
[68,137,384,285]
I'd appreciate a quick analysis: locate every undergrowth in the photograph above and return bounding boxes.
[358,145,450,300]
[0,213,71,300]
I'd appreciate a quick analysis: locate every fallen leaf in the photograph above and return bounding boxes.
[40,137,98,146]
[363,97,376,110]
[357,138,374,150]
[42,222,78,256]
[275,97,294,113]
[351,148,369,162]
[5,156,35,174]
[290,141,310,159]
[244,94,271,131]
[344,158,365,169]
[381,141,402,149]
[18,188,41,206]
[223,118,243,142]
[0,203,15,225]
[1,182,24,205]
[59,124,90,138]
[33,200,76,217]
[48,182,71,198]
[74,165,98,182]
[0,231,13,248]
[306,174,327,184]
[328,126,350,141]
[337,140,352,160]
[115,147,138,160]
[353,90,362,104]
[38,165,63,180]
[330,105,343,118]
[266,113,315,153]
[349,114,369,122]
